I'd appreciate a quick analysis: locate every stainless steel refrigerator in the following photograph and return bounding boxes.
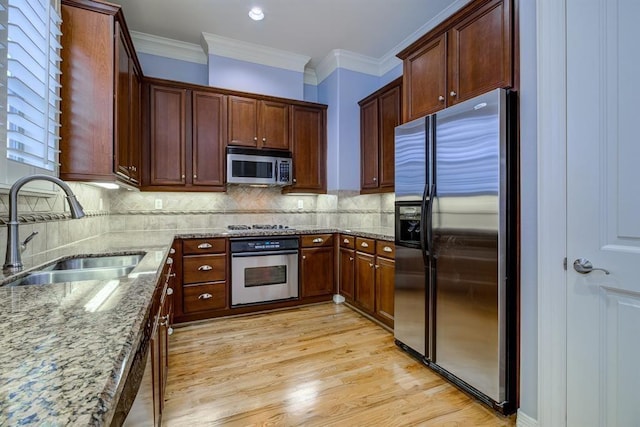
[393,88,517,414]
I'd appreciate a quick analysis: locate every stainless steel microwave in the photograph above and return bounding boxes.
[226,146,292,186]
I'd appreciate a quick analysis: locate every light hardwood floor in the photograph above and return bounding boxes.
[162,303,516,426]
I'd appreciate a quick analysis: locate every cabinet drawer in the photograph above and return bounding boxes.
[340,234,355,249]
[183,238,226,255]
[183,282,227,313]
[183,254,226,283]
[301,234,334,247]
[355,237,375,254]
[376,241,395,259]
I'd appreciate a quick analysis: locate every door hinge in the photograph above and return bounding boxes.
[563,257,567,270]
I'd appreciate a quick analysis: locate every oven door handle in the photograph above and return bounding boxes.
[231,250,299,257]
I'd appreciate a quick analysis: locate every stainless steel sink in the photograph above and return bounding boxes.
[47,254,145,271]
[7,265,137,286]
[3,252,146,286]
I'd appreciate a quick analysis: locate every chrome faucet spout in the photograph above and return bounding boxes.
[3,174,86,273]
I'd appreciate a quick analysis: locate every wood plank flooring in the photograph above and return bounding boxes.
[162,303,516,426]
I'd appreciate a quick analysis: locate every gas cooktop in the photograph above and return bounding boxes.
[227,224,294,231]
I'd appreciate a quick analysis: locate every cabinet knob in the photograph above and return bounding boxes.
[193,174,197,179]
[254,136,258,141]
[166,287,174,295]
[166,257,173,265]
[198,265,213,271]
[343,238,350,244]
[375,264,380,269]
[198,293,213,300]
[181,174,186,179]
[302,255,307,260]
[369,263,374,268]
[450,91,457,97]
[168,327,174,336]
[349,257,354,261]
[438,95,445,102]
[293,178,297,183]
[373,177,377,182]
[262,137,266,142]
[168,273,176,278]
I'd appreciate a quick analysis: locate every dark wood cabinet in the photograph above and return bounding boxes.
[228,96,289,150]
[359,77,401,193]
[147,84,187,186]
[340,235,395,328]
[178,238,228,321]
[60,0,142,185]
[300,234,335,298]
[287,105,327,193]
[398,0,514,121]
[144,80,227,191]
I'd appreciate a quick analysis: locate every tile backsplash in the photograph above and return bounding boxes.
[1,184,394,262]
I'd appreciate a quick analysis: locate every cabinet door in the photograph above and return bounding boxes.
[378,83,401,190]
[128,64,141,185]
[339,247,355,300]
[403,33,447,121]
[192,91,227,187]
[301,246,335,297]
[447,0,512,104]
[375,256,395,327]
[259,100,290,150]
[289,105,327,193]
[149,85,187,185]
[228,96,258,147]
[360,98,379,190]
[355,252,375,312]
[115,26,130,180]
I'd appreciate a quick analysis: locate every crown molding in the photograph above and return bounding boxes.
[130,31,207,64]
[200,32,310,73]
[316,49,381,84]
[304,68,318,86]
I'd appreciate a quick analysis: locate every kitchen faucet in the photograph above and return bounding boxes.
[3,174,85,273]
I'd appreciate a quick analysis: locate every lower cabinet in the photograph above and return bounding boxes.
[340,235,395,328]
[300,234,335,298]
[176,238,228,322]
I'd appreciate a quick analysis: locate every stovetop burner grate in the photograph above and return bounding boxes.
[227,224,293,231]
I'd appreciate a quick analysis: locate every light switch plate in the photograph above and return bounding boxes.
[297,199,304,210]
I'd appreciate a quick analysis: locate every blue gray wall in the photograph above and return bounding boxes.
[138,52,208,85]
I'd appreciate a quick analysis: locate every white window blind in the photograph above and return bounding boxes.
[5,0,61,172]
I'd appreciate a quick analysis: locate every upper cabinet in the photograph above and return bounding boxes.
[142,79,227,191]
[228,96,290,150]
[398,0,514,121]
[60,0,142,185]
[286,104,327,194]
[359,77,402,194]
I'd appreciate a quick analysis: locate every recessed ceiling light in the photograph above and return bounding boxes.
[248,6,264,21]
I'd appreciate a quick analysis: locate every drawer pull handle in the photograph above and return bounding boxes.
[197,243,213,249]
[168,327,174,336]
[383,246,393,253]
[349,257,354,261]
[312,238,324,243]
[375,264,380,269]
[166,287,174,295]
[169,248,176,254]
[369,263,374,268]
[343,238,350,244]
[198,265,213,271]
[166,257,173,265]
[360,242,369,248]
[198,293,213,300]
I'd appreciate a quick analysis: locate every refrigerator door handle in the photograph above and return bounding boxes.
[424,184,435,256]
[420,184,429,253]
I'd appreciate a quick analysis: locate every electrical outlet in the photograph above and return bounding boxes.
[154,199,163,210]
[297,199,304,210]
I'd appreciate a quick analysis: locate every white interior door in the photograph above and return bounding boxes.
[566,0,640,425]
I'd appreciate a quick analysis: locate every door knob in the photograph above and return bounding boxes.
[573,258,610,275]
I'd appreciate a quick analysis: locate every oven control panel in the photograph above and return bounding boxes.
[230,237,299,253]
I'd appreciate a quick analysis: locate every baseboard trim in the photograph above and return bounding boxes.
[516,409,538,427]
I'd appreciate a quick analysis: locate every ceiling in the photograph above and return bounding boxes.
[110,0,464,70]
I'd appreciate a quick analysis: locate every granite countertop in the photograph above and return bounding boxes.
[0,226,393,425]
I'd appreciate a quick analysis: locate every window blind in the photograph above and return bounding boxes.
[6,0,61,171]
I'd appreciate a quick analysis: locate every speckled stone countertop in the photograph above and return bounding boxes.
[0,226,392,426]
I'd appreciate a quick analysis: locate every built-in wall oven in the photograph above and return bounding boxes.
[230,237,299,306]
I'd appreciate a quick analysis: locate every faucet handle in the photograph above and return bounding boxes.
[21,231,39,252]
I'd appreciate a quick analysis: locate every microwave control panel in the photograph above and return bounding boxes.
[278,160,291,183]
